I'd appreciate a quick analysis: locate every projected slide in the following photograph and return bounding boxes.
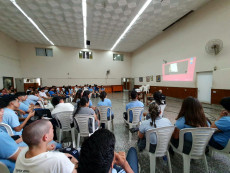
[162,57,196,81]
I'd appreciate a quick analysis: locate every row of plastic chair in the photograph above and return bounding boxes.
[123,107,230,173]
[53,106,113,148]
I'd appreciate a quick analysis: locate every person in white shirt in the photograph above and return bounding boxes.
[51,96,74,117]
[14,119,77,173]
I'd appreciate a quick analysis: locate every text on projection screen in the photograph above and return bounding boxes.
[162,57,196,81]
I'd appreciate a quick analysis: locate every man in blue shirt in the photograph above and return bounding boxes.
[124,90,144,122]
[0,98,21,173]
[2,95,35,135]
[15,92,34,118]
[210,97,230,149]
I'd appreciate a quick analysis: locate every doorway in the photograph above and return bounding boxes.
[121,78,134,91]
[3,77,14,89]
[197,72,213,104]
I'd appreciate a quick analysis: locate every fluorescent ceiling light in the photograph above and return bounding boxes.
[82,0,87,48]
[111,0,152,51]
[9,0,54,45]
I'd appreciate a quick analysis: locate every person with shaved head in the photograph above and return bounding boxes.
[14,120,77,173]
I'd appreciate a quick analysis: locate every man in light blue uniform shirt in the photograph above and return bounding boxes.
[124,90,144,122]
[210,97,230,149]
[0,98,21,173]
[2,95,35,135]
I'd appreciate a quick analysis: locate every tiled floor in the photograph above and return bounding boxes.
[90,91,230,173]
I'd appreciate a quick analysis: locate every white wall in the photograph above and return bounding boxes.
[19,43,131,86]
[131,0,230,89]
[0,32,22,89]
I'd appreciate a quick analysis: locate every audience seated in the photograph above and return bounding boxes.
[171,97,211,154]
[2,96,35,135]
[72,89,83,103]
[97,91,114,120]
[83,90,96,110]
[209,97,230,150]
[51,96,74,116]
[27,91,42,105]
[100,85,105,92]
[14,120,77,173]
[78,129,138,173]
[15,92,34,118]
[39,87,50,100]
[73,97,99,133]
[124,90,144,123]
[138,102,172,152]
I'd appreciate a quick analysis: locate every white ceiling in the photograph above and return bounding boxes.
[0,0,211,52]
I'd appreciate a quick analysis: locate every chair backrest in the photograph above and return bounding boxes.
[0,123,14,136]
[145,126,175,157]
[178,128,215,158]
[74,114,95,137]
[159,104,166,118]
[53,111,73,131]
[0,162,10,173]
[97,106,111,123]
[127,107,144,125]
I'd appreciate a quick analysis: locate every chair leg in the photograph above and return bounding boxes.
[71,128,76,148]
[166,151,172,173]
[203,155,209,173]
[129,131,132,141]
[149,153,156,173]
[108,121,111,131]
[77,133,80,149]
[59,129,62,143]
[182,154,190,173]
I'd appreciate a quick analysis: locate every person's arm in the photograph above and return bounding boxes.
[9,148,21,161]
[114,152,134,173]
[64,153,78,171]
[13,111,35,132]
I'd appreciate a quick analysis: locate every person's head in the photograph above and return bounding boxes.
[220,97,230,113]
[159,90,162,93]
[15,92,27,101]
[176,97,208,127]
[40,87,45,92]
[100,91,107,102]
[3,95,20,109]
[51,96,64,107]
[74,97,90,116]
[78,129,115,173]
[0,98,6,122]
[83,90,91,99]
[153,91,162,105]
[89,85,92,88]
[148,102,161,127]
[73,89,83,102]
[131,90,138,100]
[22,120,53,148]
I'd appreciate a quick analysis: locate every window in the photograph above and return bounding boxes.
[35,48,53,57]
[113,54,124,61]
[79,51,93,59]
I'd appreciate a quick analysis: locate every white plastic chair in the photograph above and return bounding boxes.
[97,106,113,130]
[209,139,230,159]
[74,114,97,148]
[170,128,216,173]
[0,123,14,136]
[0,162,10,173]
[145,126,175,173]
[159,104,166,118]
[143,84,150,93]
[54,111,76,148]
[125,107,144,140]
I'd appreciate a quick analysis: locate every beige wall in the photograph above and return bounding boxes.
[131,0,230,89]
[19,43,131,86]
[0,32,22,89]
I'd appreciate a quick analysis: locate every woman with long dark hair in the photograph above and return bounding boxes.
[73,97,99,132]
[138,102,172,152]
[171,96,210,154]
